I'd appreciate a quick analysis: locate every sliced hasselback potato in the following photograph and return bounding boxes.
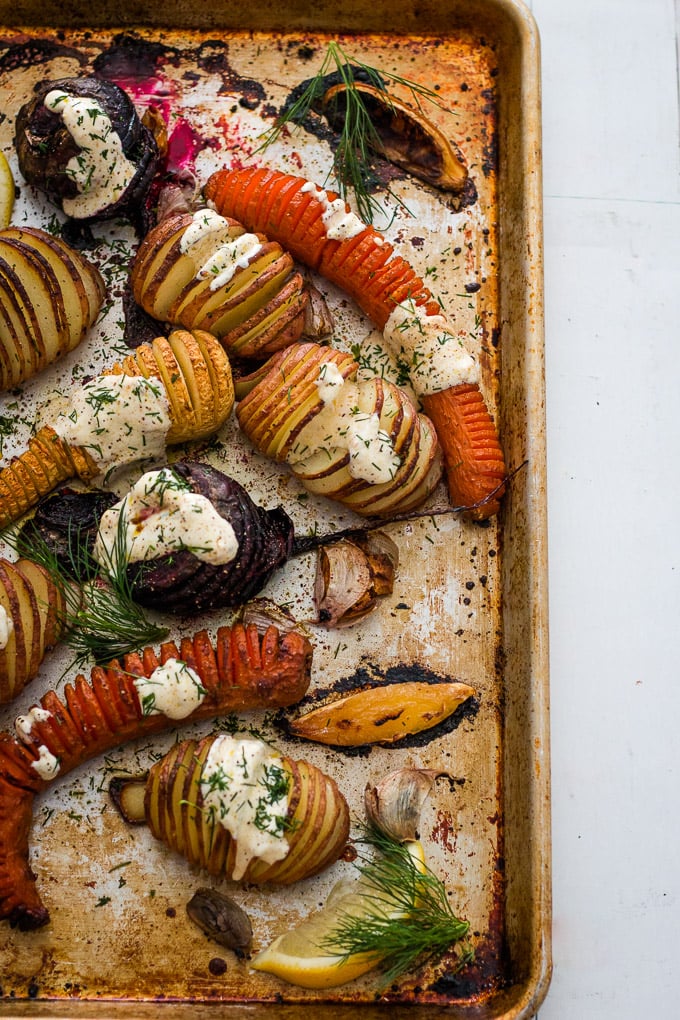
[116,733,350,885]
[0,226,104,390]
[129,209,308,359]
[0,329,234,529]
[236,342,442,516]
[0,557,67,704]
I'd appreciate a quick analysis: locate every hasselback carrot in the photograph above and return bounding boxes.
[0,623,312,930]
[204,167,506,516]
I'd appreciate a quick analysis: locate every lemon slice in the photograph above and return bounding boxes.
[251,841,427,989]
[0,150,15,229]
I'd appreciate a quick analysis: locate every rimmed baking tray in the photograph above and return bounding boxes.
[0,0,548,1016]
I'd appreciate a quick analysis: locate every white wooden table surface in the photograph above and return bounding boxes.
[527,0,680,1016]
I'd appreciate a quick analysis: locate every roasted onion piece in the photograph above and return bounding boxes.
[14,77,159,228]
[104,460,295,614]
[130,209,308,359]
[113,733,350,885]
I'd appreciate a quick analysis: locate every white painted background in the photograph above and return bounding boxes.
[528,0,680,1016]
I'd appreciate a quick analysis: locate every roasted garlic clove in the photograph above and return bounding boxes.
[364,767,451,843]
[322,82,468,193]
[314,530,398,628]
[186,887,253,956]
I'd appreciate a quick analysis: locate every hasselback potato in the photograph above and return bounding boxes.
[0,329,234,529]
[141,733,350,884]
[130,208,308,359]
[0,226,104,390]
[0,558,66,704]
[237,341,442,516]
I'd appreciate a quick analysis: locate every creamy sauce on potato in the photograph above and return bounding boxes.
[287,361,401,485]
[180,208,262,291]
[50,373,172,479]
[200,735,291,880]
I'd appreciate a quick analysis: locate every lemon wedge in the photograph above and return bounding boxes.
[251,841,427,989]
[0,150,15,229]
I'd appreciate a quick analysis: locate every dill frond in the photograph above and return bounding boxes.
[257,42,445,223]
[7,515,169,669]
[321,825,473,987]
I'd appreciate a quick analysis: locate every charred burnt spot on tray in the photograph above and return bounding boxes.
[275,660,479,756]
[92,33,182,81]
[0,38,87,74]
[194,41,266,108]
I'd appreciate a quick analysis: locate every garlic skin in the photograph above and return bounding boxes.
[364,768,451,843]
[186,887,253,957]
[314,530,399,628]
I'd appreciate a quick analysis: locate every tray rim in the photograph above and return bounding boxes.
[0,0,549,1016]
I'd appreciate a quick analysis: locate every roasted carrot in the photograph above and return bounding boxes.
[0,624,312,930]
[204,167,506,516]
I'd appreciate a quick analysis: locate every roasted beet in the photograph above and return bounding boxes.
[17,488,119,580]
[14,76,159,230]
[122,461,295,614]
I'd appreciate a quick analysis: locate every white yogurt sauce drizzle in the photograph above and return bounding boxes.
[383,299,480,395]
[180,208,262,291]
[134,658,207,720]
[31,744,60,781]
[93,467,239,575]
[287,361,401,485]
[50,374,172,479]
[300,181,365,240]
[44,90,137,218]
[200,735,291,881]
[14,706,52,742]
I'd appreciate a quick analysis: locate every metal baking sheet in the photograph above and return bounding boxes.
[0,1,549,1016]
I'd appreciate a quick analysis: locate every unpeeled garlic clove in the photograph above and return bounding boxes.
[364,767,451,843]
[314,531,398,628]
[186,887,253,957]
[301,278,335,340]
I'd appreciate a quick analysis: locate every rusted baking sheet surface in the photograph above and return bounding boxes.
[0,1,548,1017]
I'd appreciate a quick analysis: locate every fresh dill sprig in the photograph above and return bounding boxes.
[321,825,473,987]
[8,515,169,669]
[257,42,443,223]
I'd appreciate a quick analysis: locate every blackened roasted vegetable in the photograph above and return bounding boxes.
[14,77,159,230]
[17,488,119,580]
[109,461,295,614]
